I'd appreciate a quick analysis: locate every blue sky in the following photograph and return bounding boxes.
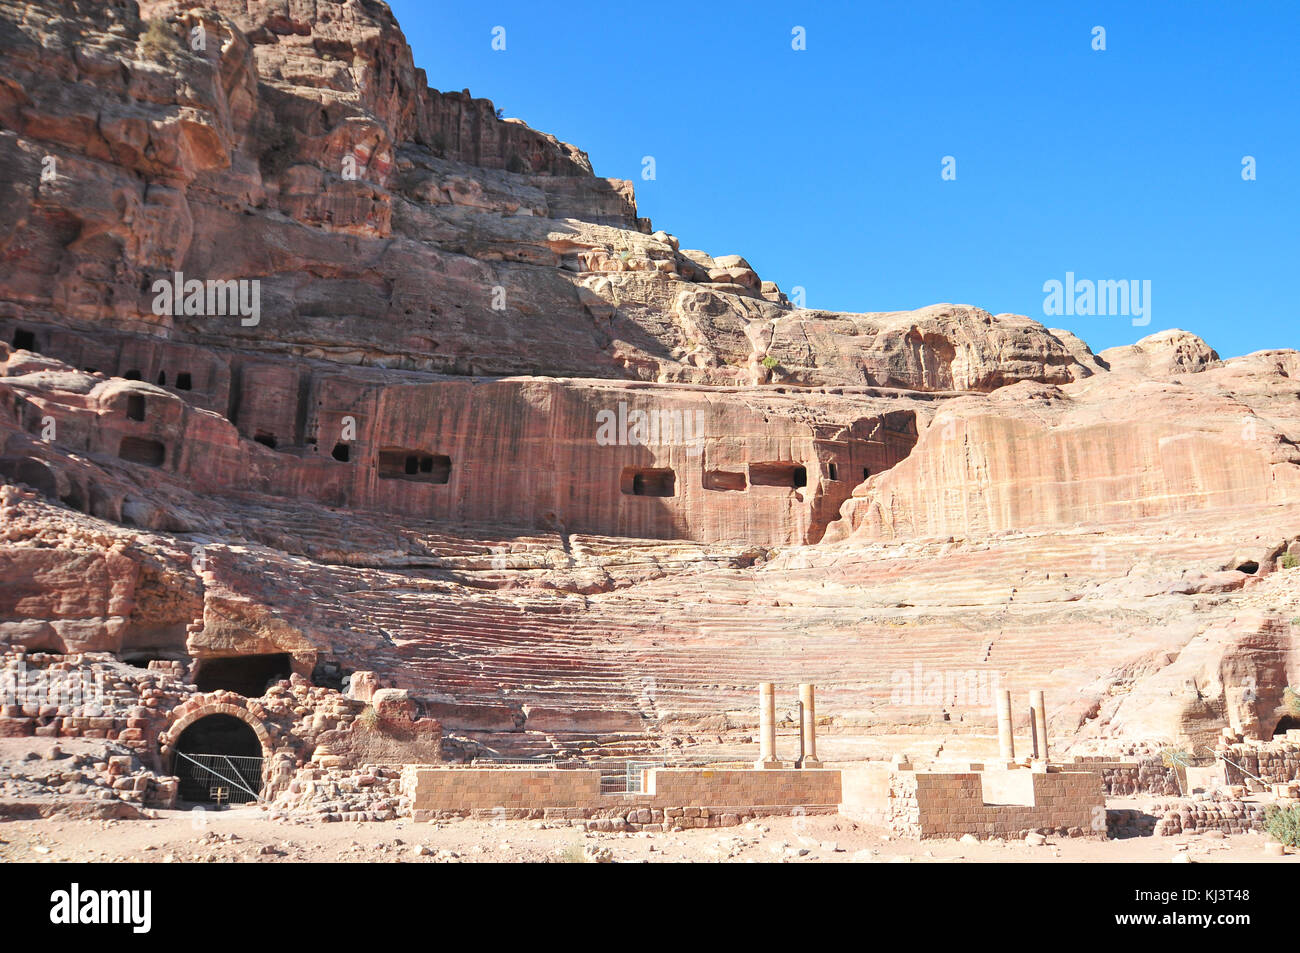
[389,0,1297,359]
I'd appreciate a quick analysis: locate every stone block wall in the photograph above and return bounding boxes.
[1070,756,1182,796]
[404,767,602,815]
[841,766,1105,840]
[1150,797,1268,836]
[1221,740,1300,786]
[909,770,1105,839]
[401,766,842,825]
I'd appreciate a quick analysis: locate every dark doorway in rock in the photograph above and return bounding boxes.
[253,431,277,449]
[1236,560,1260,574]
[621,467,675,497]
[703,469,746,491]
[120,653,177,669]
[331,442,350,462]
[193,653,292,696]
[124,369,142,381]
[126,394,146,421]
[11,328,35,351]
[750,462,807,488]
[377,449,451,483]
[118,436,166,467]
[1274,716,1300,738]
[156,370,167,386]
[176,372,192,391]
[172,714,264,804]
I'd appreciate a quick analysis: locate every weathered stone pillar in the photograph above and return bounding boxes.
[1030,690,1048,761]
[756,682,779,768]
[996,688,1015,761]
[798,683,821,768]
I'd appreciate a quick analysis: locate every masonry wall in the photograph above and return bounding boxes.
[1151,797,1269,836]
[1069,756,1182,796]
[402,766,842,824]
[840,766,1106,840]
[1221,739,1300,786]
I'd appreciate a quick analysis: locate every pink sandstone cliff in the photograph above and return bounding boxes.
[1,0,1298,768]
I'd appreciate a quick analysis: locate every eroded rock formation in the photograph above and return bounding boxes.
[1,0,1298,783]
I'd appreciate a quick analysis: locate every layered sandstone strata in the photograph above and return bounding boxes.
[0,0,1298,773]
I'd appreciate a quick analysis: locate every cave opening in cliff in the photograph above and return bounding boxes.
[254,431,278,449]
[121,652,178,669]
[156,370,166,386]
[193,653,292,697]
[126,394,146,421]
[11,328,35,351]
[118,436,166,467]
[123,369,141,380]
[176,372,192,391]
[1274,716,1300,738]
[331,442,350,462]
[621,466,675,497]
[749,462,807,488]
[172,714,264,804]
[703,469,746,491]
[827,462,839,481]
[377,448,451,483]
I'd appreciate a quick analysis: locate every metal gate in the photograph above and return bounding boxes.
[174,751,264,804]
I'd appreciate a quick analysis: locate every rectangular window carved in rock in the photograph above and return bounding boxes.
[703,469,746,491]
[621,467,675,497]
[749,462,807,488]
[377,448,450,484]
[119,436,166,467]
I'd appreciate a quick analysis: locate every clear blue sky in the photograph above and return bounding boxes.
[389,0,1297,359]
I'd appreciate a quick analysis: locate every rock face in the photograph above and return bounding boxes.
[1,0,1299,766]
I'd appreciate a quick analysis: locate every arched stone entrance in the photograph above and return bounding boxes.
[162,702,274,804]
[1273,715,1300,738]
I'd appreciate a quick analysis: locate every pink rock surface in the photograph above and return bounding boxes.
[0,0,1298,767]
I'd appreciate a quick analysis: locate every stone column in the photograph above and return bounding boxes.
[756,682,779,768]
[996,688,1015,762]
[798,683,821,768]
[1030,690,1048,762]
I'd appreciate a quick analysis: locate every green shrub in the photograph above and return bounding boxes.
[1265,804,1300,847]
[355,705,379,731]
[1160,748,1190,769]
[1281,552,1299,570]
[258,124,299,178]
[555,842,586,863]
[761,355,778,370]
[140,18,180,53]
[1285,686,1300,718]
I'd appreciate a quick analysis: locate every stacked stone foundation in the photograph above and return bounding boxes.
[841,763,1106,840]
[402,766,841,829]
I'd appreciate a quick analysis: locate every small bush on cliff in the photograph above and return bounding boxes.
[259,124,299,179]
[761,355,779,370]
[1281,552,1299,570]
[355,705,379,731]
[1160,748,1190,770]
[1285,686,1300,718]
[1265,804,1300,847]
[140,18,180,54]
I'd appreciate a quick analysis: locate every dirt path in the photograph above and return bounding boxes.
[1,808,1294,863]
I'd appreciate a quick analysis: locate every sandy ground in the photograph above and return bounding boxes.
[1,805,1296,864]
